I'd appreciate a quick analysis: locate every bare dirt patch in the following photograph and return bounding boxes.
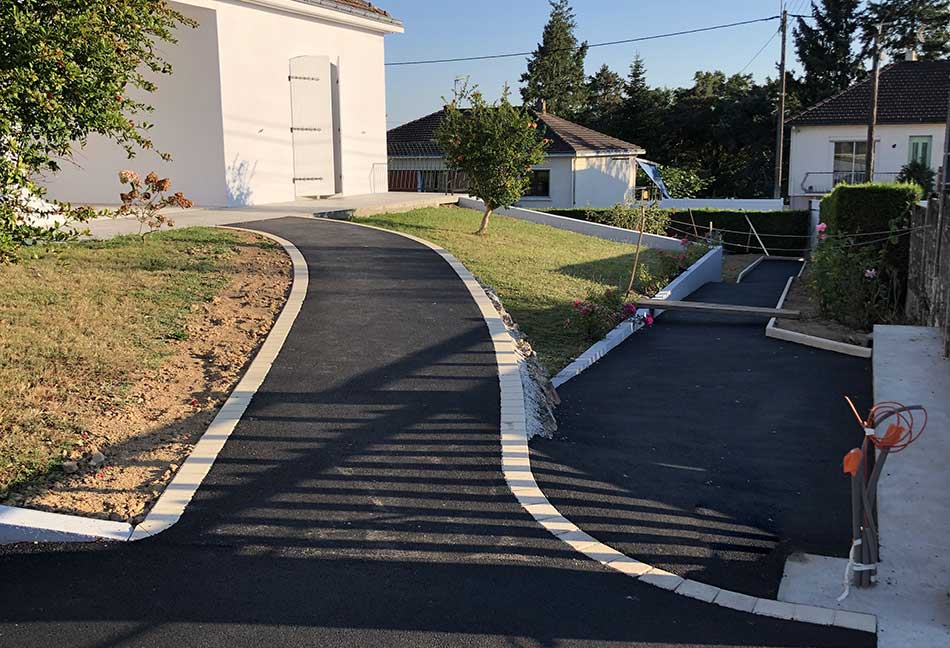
[775,267,872,348]
[722,253,763,283]
[2,230,291,524]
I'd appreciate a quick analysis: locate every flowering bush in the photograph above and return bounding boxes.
[116,171,193,239]
[633,242,708,296]
[809,235,901,331]
[564,287,635,342]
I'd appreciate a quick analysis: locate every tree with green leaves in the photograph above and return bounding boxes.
[794,0,864,107]
[520,0,589,118]
[861,0,950,60]
[0,0,194,262]
[582,64,624,133]
[436,84,549,235]
[616,54,668,157]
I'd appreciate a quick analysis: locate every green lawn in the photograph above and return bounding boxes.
[0,227,280,496]
[357,206,702,373]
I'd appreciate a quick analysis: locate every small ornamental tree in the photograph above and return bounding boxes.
[0,0,195,261]
[435,85,548,235]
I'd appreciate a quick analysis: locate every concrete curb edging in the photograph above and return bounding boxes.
[0,228,309,544]
[764,267,873,359]
[340,220,876,635]
[552,245,723,388]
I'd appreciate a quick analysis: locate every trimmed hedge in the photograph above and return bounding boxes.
[546,207,811,255]
[819,182,922,235]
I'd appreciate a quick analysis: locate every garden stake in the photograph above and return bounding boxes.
[625,205,647,299]
[687,209,699,237]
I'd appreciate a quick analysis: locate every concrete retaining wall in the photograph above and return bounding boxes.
[458,197,683,251]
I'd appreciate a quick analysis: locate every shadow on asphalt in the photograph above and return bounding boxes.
[0,224,873,647]
[534,260,872,599]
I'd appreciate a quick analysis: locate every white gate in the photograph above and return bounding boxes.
[289,55,335,197]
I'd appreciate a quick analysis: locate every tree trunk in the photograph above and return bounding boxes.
[476,206,493,235]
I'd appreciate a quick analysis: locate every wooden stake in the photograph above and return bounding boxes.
[745,214,770,256]
[625,205,647,298]
[688,209,699,237]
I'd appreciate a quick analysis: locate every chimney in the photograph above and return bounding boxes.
[905,48,918,62]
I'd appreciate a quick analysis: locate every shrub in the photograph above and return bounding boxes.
[819,182,922,305]
[896,161,935,195]
[657,165,709,198]
[565,287,629,342]
[584,203,670,234]
[809,237,901,331]
[115,171,193,239]
[547,207,810,255]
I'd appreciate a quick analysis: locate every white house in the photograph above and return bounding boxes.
[386,110,645,209]
[42,0,402,207]
[787,59,949,210]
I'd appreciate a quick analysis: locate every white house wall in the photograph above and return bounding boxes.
[42,0,393,207]
[42,2,229,207]
[210,0,390,204]
[516,156,574,209]
[572,155,636,208]
[788,122,945,208]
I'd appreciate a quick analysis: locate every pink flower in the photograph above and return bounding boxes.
[819,233,827,241]
[679,237,689,246]
[644,313,654,326]
[816,222,827,233]
[864,268,878,279]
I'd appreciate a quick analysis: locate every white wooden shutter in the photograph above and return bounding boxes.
[289,56,334,197]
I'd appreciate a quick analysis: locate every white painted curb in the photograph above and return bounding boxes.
[764,265,872,359]
[0,228,308,544]
[340,220,876,634]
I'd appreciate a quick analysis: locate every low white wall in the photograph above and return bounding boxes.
[658,198,785,211]
[648,245,723,317]
[459,197,683,251]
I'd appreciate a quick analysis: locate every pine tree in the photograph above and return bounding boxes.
[794,0,864,107]
[862,0,950,60]
[520,0,589,118]
[616,55,666,155]
[582,64,624,133]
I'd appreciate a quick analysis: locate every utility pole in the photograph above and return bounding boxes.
[773,8,788,200]
[865,24,883,181]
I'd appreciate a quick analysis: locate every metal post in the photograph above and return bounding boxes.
[866,24,883,181]
[773,9,787,199]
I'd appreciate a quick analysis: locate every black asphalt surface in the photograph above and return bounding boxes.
[0,221,873,647]
[533,259,872,599]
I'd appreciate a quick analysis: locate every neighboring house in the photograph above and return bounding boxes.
[43,0,402,207]
[387,110,645,209]
[787,58,949,210]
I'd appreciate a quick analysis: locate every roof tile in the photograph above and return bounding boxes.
[788,60,950,126]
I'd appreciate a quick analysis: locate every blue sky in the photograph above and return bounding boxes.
[382,0,811,128]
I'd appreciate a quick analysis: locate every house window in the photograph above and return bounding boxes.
[525,170,550,197]
[833,141,867,184]
[909,136,933,167]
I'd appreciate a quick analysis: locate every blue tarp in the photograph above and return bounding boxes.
[636,159,672,199]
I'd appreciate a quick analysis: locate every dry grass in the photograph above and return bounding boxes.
[0,227,279,497]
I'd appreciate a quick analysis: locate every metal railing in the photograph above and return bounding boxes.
[799,171,900,195]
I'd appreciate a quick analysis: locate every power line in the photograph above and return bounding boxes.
[386,16,781,67]
[739,26,780,74]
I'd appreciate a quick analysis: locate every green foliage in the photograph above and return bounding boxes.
[435,84,548,233]
[564,287,628,342]
[657,165,709,199]
[794,0,865,106]
[519,0,589,118]
[581,64,624,133]
[0,0,195,262]
[862,0,950,60]
[809,236,902,331]
[819,182,922,235]
[896,160,936,194]
[818,182,923,320]
[583,203,670,235]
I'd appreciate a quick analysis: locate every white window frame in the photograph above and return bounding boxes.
[908,136,933,168]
